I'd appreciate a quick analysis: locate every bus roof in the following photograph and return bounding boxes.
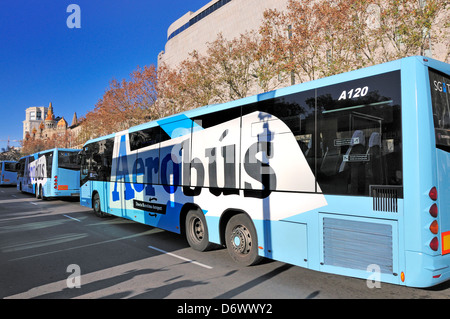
[83,55,449,146]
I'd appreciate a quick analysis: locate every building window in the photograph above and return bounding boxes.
[167,0,233,40]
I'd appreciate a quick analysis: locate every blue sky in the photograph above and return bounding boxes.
[0,0,209,150]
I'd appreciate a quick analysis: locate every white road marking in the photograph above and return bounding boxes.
[63,214,82,222]
[148,245,213,269]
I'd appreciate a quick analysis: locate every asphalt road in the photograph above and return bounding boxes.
[1,185,449,301]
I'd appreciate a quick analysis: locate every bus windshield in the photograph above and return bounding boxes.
[429,68,450,152]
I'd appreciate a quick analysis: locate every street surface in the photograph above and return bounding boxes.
[1,185,449,300]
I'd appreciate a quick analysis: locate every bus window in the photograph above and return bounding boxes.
[17,158,26,177]
[82,138,114,182]
[241,90,316,193]
[58,151,81,170]
[43,153,53,178]
[316,71,402,196]
[243,91,316,161]
[4,162,17,172]
[429,68,450,152]
[99,139,114,182]
[129,126,169,151]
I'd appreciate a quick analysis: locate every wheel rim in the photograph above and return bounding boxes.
[230,225,252,255]
[189,216,205,243]
[94,198,100,212]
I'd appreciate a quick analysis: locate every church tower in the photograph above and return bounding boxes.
[45,102,56,129]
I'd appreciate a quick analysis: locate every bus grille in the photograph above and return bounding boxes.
[370,186,403,213]
[323,217,393,274]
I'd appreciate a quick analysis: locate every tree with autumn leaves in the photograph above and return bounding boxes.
[73,0,448,147]
[259,0,449,82]
[78,65,158,142]
[21,129,76,156]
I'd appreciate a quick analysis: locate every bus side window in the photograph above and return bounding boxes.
[316,71,402,196]
[241,90,316,193]
[130,126,167,151]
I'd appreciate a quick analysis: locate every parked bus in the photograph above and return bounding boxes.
[79,56,449,287]
[17,148,81,199]
[0,161,18,186]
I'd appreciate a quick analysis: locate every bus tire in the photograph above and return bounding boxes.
[225,213,262,266]
[93,193,106,218]
[185,209,211,252]
[39,186,47,200]
[35,185,41,199]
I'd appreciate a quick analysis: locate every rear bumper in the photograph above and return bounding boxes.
[405,250,450,287]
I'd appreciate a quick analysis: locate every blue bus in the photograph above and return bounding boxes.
[80,56,449,288]
[17,148,81,199]
[0,161,18,186]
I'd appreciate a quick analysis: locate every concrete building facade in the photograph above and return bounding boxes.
[23,106,48,139]
[158,0,289,68]
[158,0,448,71]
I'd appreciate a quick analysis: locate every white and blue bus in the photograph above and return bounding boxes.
[17,148,81,199]
[0,161,18,186]
[80,56,449,287]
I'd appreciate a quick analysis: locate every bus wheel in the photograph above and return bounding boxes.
[40,186,46,200]
[185,209,211,252]
[225,214,262,266]
[93,193,106,218]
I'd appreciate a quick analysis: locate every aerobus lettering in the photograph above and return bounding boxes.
[161,151,180,194]
[36,162,45,180]
[111,130,277,202]
[183,138,204,197]
[112,135,135,201]
[243,141,276,198]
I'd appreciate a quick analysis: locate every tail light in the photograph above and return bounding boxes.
[429,187,438,201]
[54,176,58,189]
[430,220,439,234]
[429,204,438,218]
[428,187,440,252]
[430,237,439,251]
